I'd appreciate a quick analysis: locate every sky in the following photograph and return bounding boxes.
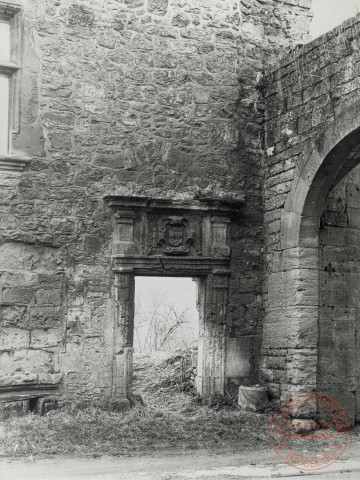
[134,277,199,352]
[135,276,198,323]
[311,0,360,38]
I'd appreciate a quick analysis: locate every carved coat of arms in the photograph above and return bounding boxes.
[157,217,194,255]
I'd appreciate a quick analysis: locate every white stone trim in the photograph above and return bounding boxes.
[0,155,30,171]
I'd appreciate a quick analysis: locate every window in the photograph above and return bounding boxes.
[0,3,21,156]
[0,18,10,155]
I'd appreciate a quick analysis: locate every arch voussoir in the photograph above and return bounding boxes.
[263,81,360,412]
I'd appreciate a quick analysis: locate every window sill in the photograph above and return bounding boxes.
[0,155,30,172]
[0,61,20,74]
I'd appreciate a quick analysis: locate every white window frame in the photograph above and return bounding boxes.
[0,2,21,159]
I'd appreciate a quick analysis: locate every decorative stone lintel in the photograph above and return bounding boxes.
[0,155,31,172]
[106,195,241,259]
[105,195,244,215]
[112,255,231,277]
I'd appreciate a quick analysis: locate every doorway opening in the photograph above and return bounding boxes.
[132,276,200,408]
[318,163,360,424]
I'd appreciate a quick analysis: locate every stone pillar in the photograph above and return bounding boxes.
[197,273,228,399]
[111,270,134,408]
[262,247,319,407]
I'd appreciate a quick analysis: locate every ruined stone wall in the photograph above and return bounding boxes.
[0,0,312,407]
[262,13,360,416]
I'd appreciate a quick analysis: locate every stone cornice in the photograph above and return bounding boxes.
[0,1,21,18]
[0,155,31,172]
[105,195,244,216]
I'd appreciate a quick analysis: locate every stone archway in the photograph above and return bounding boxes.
[263,101,360,424]
[105,196,242,407]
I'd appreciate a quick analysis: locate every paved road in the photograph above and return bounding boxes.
[1,442,359,480]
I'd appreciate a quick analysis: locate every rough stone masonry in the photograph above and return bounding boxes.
[13,0,360,418]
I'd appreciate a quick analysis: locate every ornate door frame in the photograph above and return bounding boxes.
[105,196,242,405]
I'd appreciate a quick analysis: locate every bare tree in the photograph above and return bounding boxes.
[134,286,197,353]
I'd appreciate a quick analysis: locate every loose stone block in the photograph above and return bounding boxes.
[238,386,268,412]
[0,328,30,350]
[148,0,169,16]
[29,307,62,328]
[13,349,54,374]
[83,234,102,253]
[0,373,38,387]
[172,13,190,28]
[0,306,29,328]
[37,373,62,385]
[66,307,91,334]
[38,274,64,287]
[30,329,62,348]
[287,306,318,348]
[2,288,34,305]
[68,4,94,27]
[35,289,62,306]
[225,337,252,378]
[1,272,38,287]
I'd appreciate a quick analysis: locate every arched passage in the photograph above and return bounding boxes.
[318,163,360,425]
[262,101,360,425]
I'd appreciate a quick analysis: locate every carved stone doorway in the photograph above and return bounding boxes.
[105,196,241,406]
[132,276,199,393]
[132,275,214,401]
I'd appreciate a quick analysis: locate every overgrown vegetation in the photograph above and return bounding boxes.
[0,351,272,458]
[132,350,198,396]
[133,279,198,354]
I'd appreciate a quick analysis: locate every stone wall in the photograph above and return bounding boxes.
[0,239,64,406]
[0,0,312,407]
[262,13,360,422]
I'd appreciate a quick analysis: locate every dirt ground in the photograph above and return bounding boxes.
[1,438,360,480]
[2,354,359,479]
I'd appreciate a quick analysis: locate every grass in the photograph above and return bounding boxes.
[0,401,272,458]
[0,351,274,458]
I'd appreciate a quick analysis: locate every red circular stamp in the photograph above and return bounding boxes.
[270,391,349,471]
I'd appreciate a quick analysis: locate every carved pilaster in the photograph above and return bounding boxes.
[211,216,230,258]
[112,270,134,402]
[114,210,137,255]
[197,274,228,398]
